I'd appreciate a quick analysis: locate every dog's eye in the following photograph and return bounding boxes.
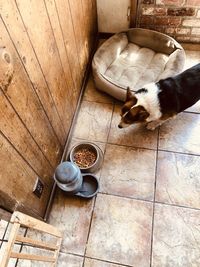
[121,107,129,116]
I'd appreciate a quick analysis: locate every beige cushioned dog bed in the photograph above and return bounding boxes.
[92,28,185,101]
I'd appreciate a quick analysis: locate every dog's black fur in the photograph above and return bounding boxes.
[158,63,200,115]
[118,63,200,130]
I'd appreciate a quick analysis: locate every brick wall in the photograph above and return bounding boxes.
[136,0,200,43]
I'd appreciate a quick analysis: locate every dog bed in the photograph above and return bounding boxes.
[92,28,185,101]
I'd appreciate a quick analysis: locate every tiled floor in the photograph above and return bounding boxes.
[47,47,200,267]
[1,45,200,267]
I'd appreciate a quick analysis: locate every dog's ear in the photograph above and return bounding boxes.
[126,87,134,101]
[138,107,149,121]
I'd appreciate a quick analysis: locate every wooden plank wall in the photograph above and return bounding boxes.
[0,0,97,218]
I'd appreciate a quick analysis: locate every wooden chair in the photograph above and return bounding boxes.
[0,211,62,267]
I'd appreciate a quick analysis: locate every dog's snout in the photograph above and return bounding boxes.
[118,124,122,129]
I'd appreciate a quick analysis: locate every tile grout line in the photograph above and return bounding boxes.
[0,221,10,249]
[98,191,200,212]
[82,101,115,267]
[15,227,28,267]
[84,255,135,267]
[73,137,200,158]
[82,194,97,266]
[60,250,135,267]
[150,126,160,267]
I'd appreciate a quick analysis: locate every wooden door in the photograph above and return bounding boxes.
[0,0,97,218]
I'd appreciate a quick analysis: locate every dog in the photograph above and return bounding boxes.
[118,63,200,130]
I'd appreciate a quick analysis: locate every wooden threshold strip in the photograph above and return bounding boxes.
[10,252,56,262]
[15,235,58,250]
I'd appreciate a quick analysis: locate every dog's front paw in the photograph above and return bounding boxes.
[146,121,159,131]
[146,123,156,131]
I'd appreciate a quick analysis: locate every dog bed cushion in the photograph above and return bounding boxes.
[92,28,185,101]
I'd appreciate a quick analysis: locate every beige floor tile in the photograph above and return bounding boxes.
[185,100,200,113]
[25,228,57,247]
[159,113,200,155]
[152,204,200,267]
[73,101,113,142]
[86,194,153,267]
[0,220,8,239]
[100,144,156,200]
[156,151,200,209]
[0,243,20,267]
[17,246,53,267]
[184,50,200,70]
[48,190,94,255]
[57,253,83,267]
[3,223,26,241]
[83,75,114,104]
[108,105,158,149]
[84,258,124,267]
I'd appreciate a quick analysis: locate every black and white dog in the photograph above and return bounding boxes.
[118,63,200,130]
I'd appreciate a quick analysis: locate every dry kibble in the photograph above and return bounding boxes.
[73,148,97,168]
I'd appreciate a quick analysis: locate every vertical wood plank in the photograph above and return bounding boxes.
[44,0,77,112]
[16,0,73,133]
[0,0,66,146]
[0,133,53,217]
[0,0,97,217]
[0,93,53,183]
[81,0,97,57]
[68,0,88,73]
[55,0,83,104]
[0,19,62,167]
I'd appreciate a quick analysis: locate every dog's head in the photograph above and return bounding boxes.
[118,87,150,128]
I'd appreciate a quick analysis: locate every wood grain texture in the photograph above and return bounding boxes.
[0,133,53,217]
[55,0,83,103]
[0,0,66,146]
[0,0,97,217]
[0,92,53,182]
[0,19,62,167]
[44,0,77,112]
[16,0,73,133]
[69,0,88,73]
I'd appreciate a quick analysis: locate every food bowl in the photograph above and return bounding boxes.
[75,173,99,198]
[69,142,103,173]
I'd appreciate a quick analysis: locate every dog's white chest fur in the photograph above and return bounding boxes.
[135,83,162,122]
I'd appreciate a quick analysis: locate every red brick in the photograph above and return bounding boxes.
[168,17,182,26]
[140,15,154,25]
[167,7,195,16]
[165,28,176,34]
[186,0,200,6]
[189,37,200,42]
[142,0,154,4]
[154,17,169,25]
[156,0,184,5]
[142,7,167,15]
[142,7,154,15]
[176,36,192,42]
[191,28,200,35]
[176,28,191,35]
[154,8,167,15]
[183,19,200,27]
[154,17,181,26]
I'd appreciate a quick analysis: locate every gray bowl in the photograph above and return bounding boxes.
[75,173,99,198]
[69,142,103,173]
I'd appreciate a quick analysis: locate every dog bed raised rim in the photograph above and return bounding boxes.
[92,28,185,101]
